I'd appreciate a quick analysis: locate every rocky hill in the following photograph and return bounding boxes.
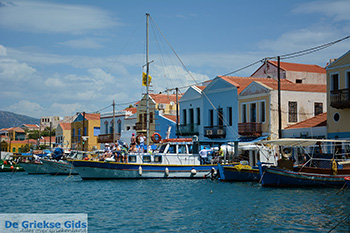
[0,110,40,129]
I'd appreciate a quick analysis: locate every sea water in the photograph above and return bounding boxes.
[1,172,349,232]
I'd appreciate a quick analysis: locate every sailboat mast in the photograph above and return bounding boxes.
[146,13,150,149]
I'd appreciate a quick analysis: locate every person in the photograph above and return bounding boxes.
[121,143,128,163]
[103,143,112,159]
[130,133,136,152]
[199,147,209,164]
[138,133,146,153]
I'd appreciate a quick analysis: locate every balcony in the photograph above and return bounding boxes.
[204,125,226,138]
[176,124,199,136]
[97,133,121,143]
[135,122,146,131]
[330,88,350,109]
[238,122,262,136]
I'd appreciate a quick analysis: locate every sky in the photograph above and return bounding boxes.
[0,0,350,119]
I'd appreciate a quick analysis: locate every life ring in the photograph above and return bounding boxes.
[151,133,162,143]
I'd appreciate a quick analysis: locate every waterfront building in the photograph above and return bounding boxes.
[135,93,180,140]
[327,50,350,139]
[251,60,326,84]
[282,112,327,138]
[71,113,100,151]
[238,79,326,140]
[19,124,39,132]
[56,122,72,150]
[98,108,136,148]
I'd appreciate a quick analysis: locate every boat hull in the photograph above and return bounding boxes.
[219,165,260,181]
[41,159,78,175]
[19,162,48,174]
[259,165,349,187]
[70,160,217,180]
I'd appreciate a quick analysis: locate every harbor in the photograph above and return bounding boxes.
[1,172,349,232]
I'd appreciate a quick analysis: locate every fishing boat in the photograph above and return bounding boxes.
[258,138,350,187]
[218,142,276,181]
[0,159,24,172]
[70,138,220,179]
[40,150,85,175]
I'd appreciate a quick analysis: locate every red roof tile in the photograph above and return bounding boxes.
[162,114,176,122]
[219,76,271,94]
[285,112,327,129]
[85,113,100,120]
[123,107,137,114]
[268,60,326,73]
[149,93,182,104]
[59,122,71,130]
[256,80,326,93]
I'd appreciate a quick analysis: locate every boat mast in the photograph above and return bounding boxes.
[146,13,150,149]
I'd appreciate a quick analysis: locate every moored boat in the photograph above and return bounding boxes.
[344,177,350,188]
[258,138,350,187]
[69,138,220,180]
[0,159,24,172]
[41,158,78,175]
[218,162,260,182]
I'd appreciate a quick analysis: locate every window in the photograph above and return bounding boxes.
[260,102,265,123]
[346,71,350,89]
[150,112,153,123]
[331,73,339,91]
[296,79,302,83]
[209,109,214,126]
[189,108,194,124]
[196,108,200,125]
[218,108,223,126]
[178,145,187,154]
[250,103,256,122]
[288,101,297,123]
[72,129,75,137]
[183,109,187,125]
[167,145,176,154]
[314,103,323,116]
[118,121,122,134]
[227,107,232,126]
[94,127,100,136]
[242,104,247,123]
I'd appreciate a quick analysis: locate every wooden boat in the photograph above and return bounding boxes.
[218,162,260,181]
[0,159,24,172]
[258,138,350,187]
[344,177,350,188]
[41,158,78,175]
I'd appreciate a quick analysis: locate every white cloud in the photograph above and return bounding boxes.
[293,0,350,21]
[59,38,104,49]
[7,100,45,118]
[0,57,37,81]
[0,1,120,34]
[0,45,7,56]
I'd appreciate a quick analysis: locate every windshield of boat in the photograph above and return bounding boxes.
[158,145,167,153]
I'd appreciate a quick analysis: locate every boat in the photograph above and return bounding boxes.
[344,177,350,188]
[17,150,51,174]
[218,142,276,182]
[258,138,350,187]
[40,150,85,175]
[218,162,260,182]
[0,159,24,172]
[69,138,220,179]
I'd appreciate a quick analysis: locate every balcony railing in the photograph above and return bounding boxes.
[204,125,226,138]
[238,122,262,136]
[176,124,199,136]
[330,88,350,109]
[97,133,121,143]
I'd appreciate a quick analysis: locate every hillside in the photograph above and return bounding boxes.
[0,110,40,129]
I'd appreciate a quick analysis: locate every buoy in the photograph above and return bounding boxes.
[1,165,4,169]
[10,166,14,169]
[210,190,213,194]
[191,168,197,175]
[138,166,142,176]
[3,161,7,165]
[165,167,169,176]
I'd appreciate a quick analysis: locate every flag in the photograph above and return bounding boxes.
[142,72,152,86]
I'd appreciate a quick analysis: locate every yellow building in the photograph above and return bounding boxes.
[327,50,350,139]
[71,113,100,151]
[56,122,72,150]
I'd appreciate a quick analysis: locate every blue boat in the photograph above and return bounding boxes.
[218,162,260,182]
[258,138,350,187]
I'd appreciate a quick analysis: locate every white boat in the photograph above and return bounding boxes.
[41,158,79,175]
[70,138,219,179]
[19,161,48,174]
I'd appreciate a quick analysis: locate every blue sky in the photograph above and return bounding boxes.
[0,0,350,118]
